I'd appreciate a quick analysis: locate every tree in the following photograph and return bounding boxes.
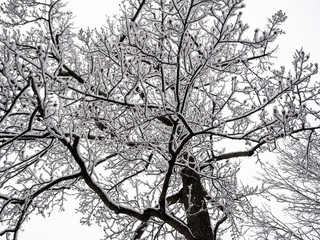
[0,0,319,239]
[248,130,320,240]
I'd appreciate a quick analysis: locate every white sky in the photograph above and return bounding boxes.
[9,0,320,240]
[64,0,320,65]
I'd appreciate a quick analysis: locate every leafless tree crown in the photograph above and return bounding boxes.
[0,0,319,239]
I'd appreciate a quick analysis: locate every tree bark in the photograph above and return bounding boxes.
[181,166,214,240]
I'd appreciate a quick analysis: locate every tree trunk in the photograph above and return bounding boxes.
[181,166,214,240]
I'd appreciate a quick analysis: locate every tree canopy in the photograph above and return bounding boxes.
[0,0,319,239]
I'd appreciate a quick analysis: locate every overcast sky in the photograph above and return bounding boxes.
[17,1,320,240]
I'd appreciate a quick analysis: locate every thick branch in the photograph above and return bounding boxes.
[201,141,265,170]
[60,136,195,239]
[213,214,228,240]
